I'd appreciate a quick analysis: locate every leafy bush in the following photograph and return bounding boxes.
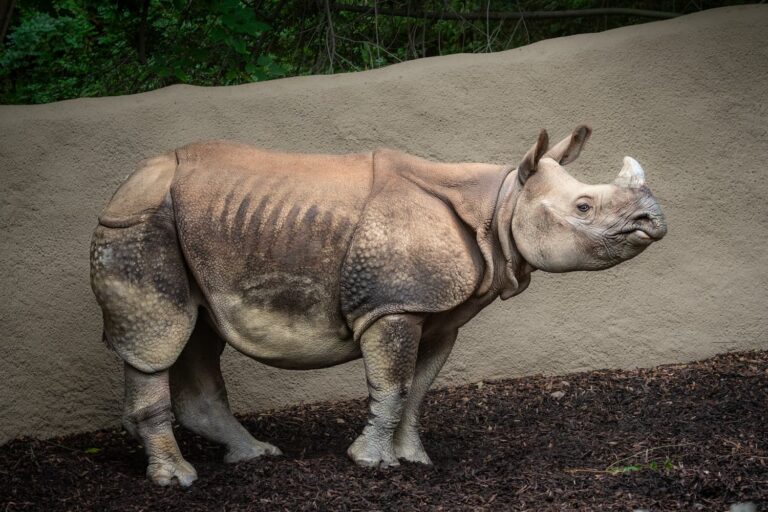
[1,0,285,103]
[0,0,750,104]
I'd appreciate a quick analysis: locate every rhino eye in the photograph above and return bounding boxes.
[576,203,591,213]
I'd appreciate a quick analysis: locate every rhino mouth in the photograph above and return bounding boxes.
[620,227,661,244]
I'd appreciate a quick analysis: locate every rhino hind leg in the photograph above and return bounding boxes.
[393,328,458,465]
[170,317,282,463]
[123,363,198,486]
[347,314,422,468]
[91,210,199,485]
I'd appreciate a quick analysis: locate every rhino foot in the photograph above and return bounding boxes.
[224,440,283,463]
[394,430,432,465]
[147,456,197,487]
[347,433,400,468]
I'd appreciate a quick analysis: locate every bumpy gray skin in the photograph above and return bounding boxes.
[90,126,667,486]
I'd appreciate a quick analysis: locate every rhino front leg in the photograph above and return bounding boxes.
[348,314,422,468]
[394,328,458,464]
[123,363,198,487]
[170,319,282,463]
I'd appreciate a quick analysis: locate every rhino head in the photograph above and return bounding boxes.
[502,126,667,274]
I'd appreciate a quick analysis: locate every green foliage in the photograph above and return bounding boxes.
[0,4,95,103]
[0,0,751,104]
[1,0,285,103]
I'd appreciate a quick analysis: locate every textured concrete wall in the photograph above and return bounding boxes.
[1,5,767,443]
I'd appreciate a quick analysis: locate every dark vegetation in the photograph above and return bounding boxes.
[0,0,753,104]
[1,350,765,510]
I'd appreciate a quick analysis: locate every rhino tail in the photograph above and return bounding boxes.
[102,330,114,350]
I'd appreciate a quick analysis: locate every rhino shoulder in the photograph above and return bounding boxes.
[341,150,485,339]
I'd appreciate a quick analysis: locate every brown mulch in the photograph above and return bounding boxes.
[1,351,766,511]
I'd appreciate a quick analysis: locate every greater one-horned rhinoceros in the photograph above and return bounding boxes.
[90,125,666,486]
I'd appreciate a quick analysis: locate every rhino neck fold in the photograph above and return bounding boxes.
[492,169,532,300]
[374,149,514,297]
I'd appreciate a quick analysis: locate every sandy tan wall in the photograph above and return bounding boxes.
[1,6,767,443]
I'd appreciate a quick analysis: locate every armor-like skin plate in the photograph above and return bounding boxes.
[90,126,667,485]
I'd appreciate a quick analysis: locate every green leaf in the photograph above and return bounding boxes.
[609,465,641,474]
[250,69,268,81]
[210,26,227,43]
[173,69,190,82]
[225,36,247,55]
[84,447,101,454]
[268,63,286,77]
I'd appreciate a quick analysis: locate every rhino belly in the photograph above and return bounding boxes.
[167,146,373,369]
[205,278,360,370]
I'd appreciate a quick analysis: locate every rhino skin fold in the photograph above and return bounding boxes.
[90,125,667,486]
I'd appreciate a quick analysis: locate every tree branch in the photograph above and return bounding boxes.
[0,0,17,42]
[324,0,337,73]
[328,3,680,21]
[137,0,150,64]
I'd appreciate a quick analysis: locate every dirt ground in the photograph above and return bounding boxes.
[1,350,765,511]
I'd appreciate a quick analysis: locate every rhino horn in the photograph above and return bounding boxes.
[614,156,646,188]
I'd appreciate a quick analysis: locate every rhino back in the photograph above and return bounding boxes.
[170,142,372,366]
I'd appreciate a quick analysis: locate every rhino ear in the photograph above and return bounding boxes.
[518,129,549,185]
[544,124,592,165]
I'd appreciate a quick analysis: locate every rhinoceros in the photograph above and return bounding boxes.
[90,125,666,486]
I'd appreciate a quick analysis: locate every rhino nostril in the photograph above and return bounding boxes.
[631,212,652,222]
[623,210,666,240]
